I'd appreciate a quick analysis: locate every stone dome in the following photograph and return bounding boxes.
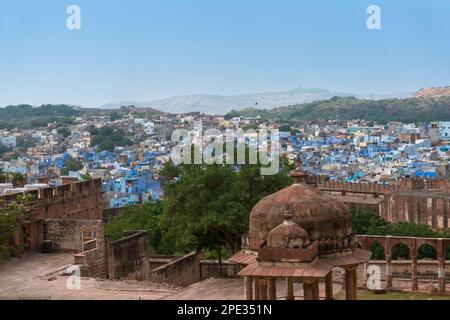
[267,207,310,249]
[249,170,352,252]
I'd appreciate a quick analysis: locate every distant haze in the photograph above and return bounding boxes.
[99,87,413,115]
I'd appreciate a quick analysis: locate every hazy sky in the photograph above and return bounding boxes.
[1,0,450,107]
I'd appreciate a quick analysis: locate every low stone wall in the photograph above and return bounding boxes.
[74,246,107,278]
[106,231,150,280]
[73,223,107,278]
[151,251,204,287]
[358,260,450,281]
[44,219,103,253]
[15,220,44,252]
[149,255,180,271]
[200,260,240,280]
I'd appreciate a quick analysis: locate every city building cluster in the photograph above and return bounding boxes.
[2,111,450,211]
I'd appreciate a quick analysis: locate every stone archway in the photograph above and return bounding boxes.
[356,235,449,292]
[418,243,437,260]
[369,240,385,260]
[391,242,411,260]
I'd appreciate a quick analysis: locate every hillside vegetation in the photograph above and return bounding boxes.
[0,104,81,129]
[225,96,450,123]
[0,104,163,129]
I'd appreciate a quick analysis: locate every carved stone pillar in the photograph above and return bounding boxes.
[303,278,320,300]
[312,280,320,300]
[244,276,253,300]
[411,256,418,291]
[437,239,446,292]
[341,268,346,290]
[411,240,418,291]
[286,277,294,300]
[253,278,260,300]
[325,273,333,300]
[345,266,358,300]
[267,278,277,300]
[385,237,393,290]
[259,279,268,300]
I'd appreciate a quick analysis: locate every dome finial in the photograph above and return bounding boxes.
[283,204,294,222]
[290,158,307,184]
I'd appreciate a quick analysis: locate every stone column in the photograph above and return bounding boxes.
[253,278,260,300]
[259,279,268,300]
[286,277,294,300]
[312,280,320,300]
[345,266,357,300]
[303,278,320,300]
[411,240,418,291]
[363,263,368,284]
[267,278,277,300]
[437,239,446,292]
[385,237,393,290]
[244,276,253,300]
[325,273,333,300]
[411,255,418,291]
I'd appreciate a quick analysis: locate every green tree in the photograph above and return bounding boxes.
[0,171,7,183]
[160,161,180,182]
[105,159,292,268]
[11,173,26,187]
[61,158,83,175]
[352,210,450,259]
[0,172,26,187]
[57,127,71,138]
[160,161,292,265]
[81,172,92,181]
[0,203,23,262]
[90,126,132,151]
[109,112,122,121]
[105,201,166,253]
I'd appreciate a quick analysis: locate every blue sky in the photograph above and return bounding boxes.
[0,0,449,107]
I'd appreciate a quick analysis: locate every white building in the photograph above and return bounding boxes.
[438,121,450,140]
[1,135,16,148]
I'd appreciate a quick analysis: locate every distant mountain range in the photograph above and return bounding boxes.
[99,87,413,115]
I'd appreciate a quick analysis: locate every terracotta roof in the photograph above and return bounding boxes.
[236,249,371,278]
[227,250,257,265]
[323,249,372,267]
[238,261,330,278]
[249,181,352,250]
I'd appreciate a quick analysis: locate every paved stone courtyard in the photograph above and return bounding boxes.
[2,253,447,300]
[0,253,171,300]
[0,253,344,300]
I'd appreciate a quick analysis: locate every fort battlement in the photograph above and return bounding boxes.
[311,176,450,194]
[310,176,450,230]
[0,178,104,221]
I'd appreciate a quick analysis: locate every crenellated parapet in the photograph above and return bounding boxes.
[312,176,450,195]
[0,178,104,221]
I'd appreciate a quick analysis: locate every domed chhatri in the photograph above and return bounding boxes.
[266,205,310,249]
[249,168,352,253]
[229,165,371,301]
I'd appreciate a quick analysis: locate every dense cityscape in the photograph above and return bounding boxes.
[2,103,450,203]
[1,1,450,313]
